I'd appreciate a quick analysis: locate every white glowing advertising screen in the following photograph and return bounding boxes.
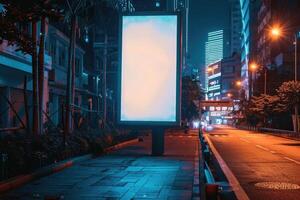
[119,14,180,125]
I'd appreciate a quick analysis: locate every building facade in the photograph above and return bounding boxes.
[229,0,242,55]
[46,25,88,126]
[240,0,251,99]
[205,30,224,95]
[220,53,241,100]
[207,61,222,100]
[254,0,300,95]
[0,40,52,129]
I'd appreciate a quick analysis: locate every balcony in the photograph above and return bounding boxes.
[0,41,52,74]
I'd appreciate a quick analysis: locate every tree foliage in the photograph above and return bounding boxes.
[249,94,285,117]
[236,81,300,128]
[0,0,62,136]
[276,81,300,111]
[0,0,62,54]
[181,76,204,121]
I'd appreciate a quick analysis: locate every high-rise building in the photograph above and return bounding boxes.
[207,61,222,100]
[205,30,224,66]
[229,0,242,55]
[240,0,259,99]
[254,0,300,95]
[205,30,224,95]
[220,53,241,100]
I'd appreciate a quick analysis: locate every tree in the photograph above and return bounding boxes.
[277,81,300,132]
[0,0,61,136]
[63,0,119,133]
[249,94,285,126]
[181,76,204,122]
[64,0,91,135]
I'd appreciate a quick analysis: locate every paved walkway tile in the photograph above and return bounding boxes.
[1,132,198,200]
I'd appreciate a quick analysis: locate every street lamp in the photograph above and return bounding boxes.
[270,26,282,39]
[250,62,258,96]
[250,63,258,71]
[206,67,213,73]
[236,80,242,87]
[270,25,299,133]
[250,62,267,95]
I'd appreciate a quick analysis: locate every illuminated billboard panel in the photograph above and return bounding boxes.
[118,14,180,125]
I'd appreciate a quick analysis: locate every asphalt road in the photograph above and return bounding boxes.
[206,125,300,200]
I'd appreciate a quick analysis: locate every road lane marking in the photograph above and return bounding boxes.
[239,138,251,143]
[283,157,300,165]
[255,145,269,151]
[205,134,250,200]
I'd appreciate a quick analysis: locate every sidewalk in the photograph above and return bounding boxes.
[1,131,199,200]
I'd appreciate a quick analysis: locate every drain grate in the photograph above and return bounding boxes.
[255,182,300,190]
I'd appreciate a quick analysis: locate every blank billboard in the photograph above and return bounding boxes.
[119,14,180,125]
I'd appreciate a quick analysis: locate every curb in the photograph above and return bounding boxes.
[192,138,200,200]
[204,134,250,200]
[105,138,139,153]
[0,138,138,194]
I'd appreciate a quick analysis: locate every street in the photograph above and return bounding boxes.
[206,125,300,200]
[1,131,198,200]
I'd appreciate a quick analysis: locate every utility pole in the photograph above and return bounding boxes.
[264,67,267,95]
[295,34,298,82]
[32,20,40,136]
[103,33,108,126]
[65,15,77,135]
[294,33,298,133]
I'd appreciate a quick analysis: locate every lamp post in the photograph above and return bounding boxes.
[250,63,258,97]
[295,33,298,81]
[236,80,242,87]
[270,26,299,133]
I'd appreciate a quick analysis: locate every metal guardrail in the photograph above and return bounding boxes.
[199,129,218,200]
[259,127,298,135]
[236,125,300,139]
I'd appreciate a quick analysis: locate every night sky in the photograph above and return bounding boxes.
[188,0,230,83]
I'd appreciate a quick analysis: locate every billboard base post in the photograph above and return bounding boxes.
[152,127,165,156]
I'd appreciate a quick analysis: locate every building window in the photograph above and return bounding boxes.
[58,45,66,67]
[50,41,56,63]
[223,66,234,74]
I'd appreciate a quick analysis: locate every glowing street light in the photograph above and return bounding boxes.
[250,63,258,71]
[270,26,282,39]
[269,24,298,82]
[249,62,258,97]
[227,93,232,98]
[236,80,242,87]
[207,67,213,72]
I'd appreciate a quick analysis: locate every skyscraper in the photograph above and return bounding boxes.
[205,30,224,94]
[205,30,224,66]
[229,0,242,55]
[240,0,250,98]
[239,0,259,99]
